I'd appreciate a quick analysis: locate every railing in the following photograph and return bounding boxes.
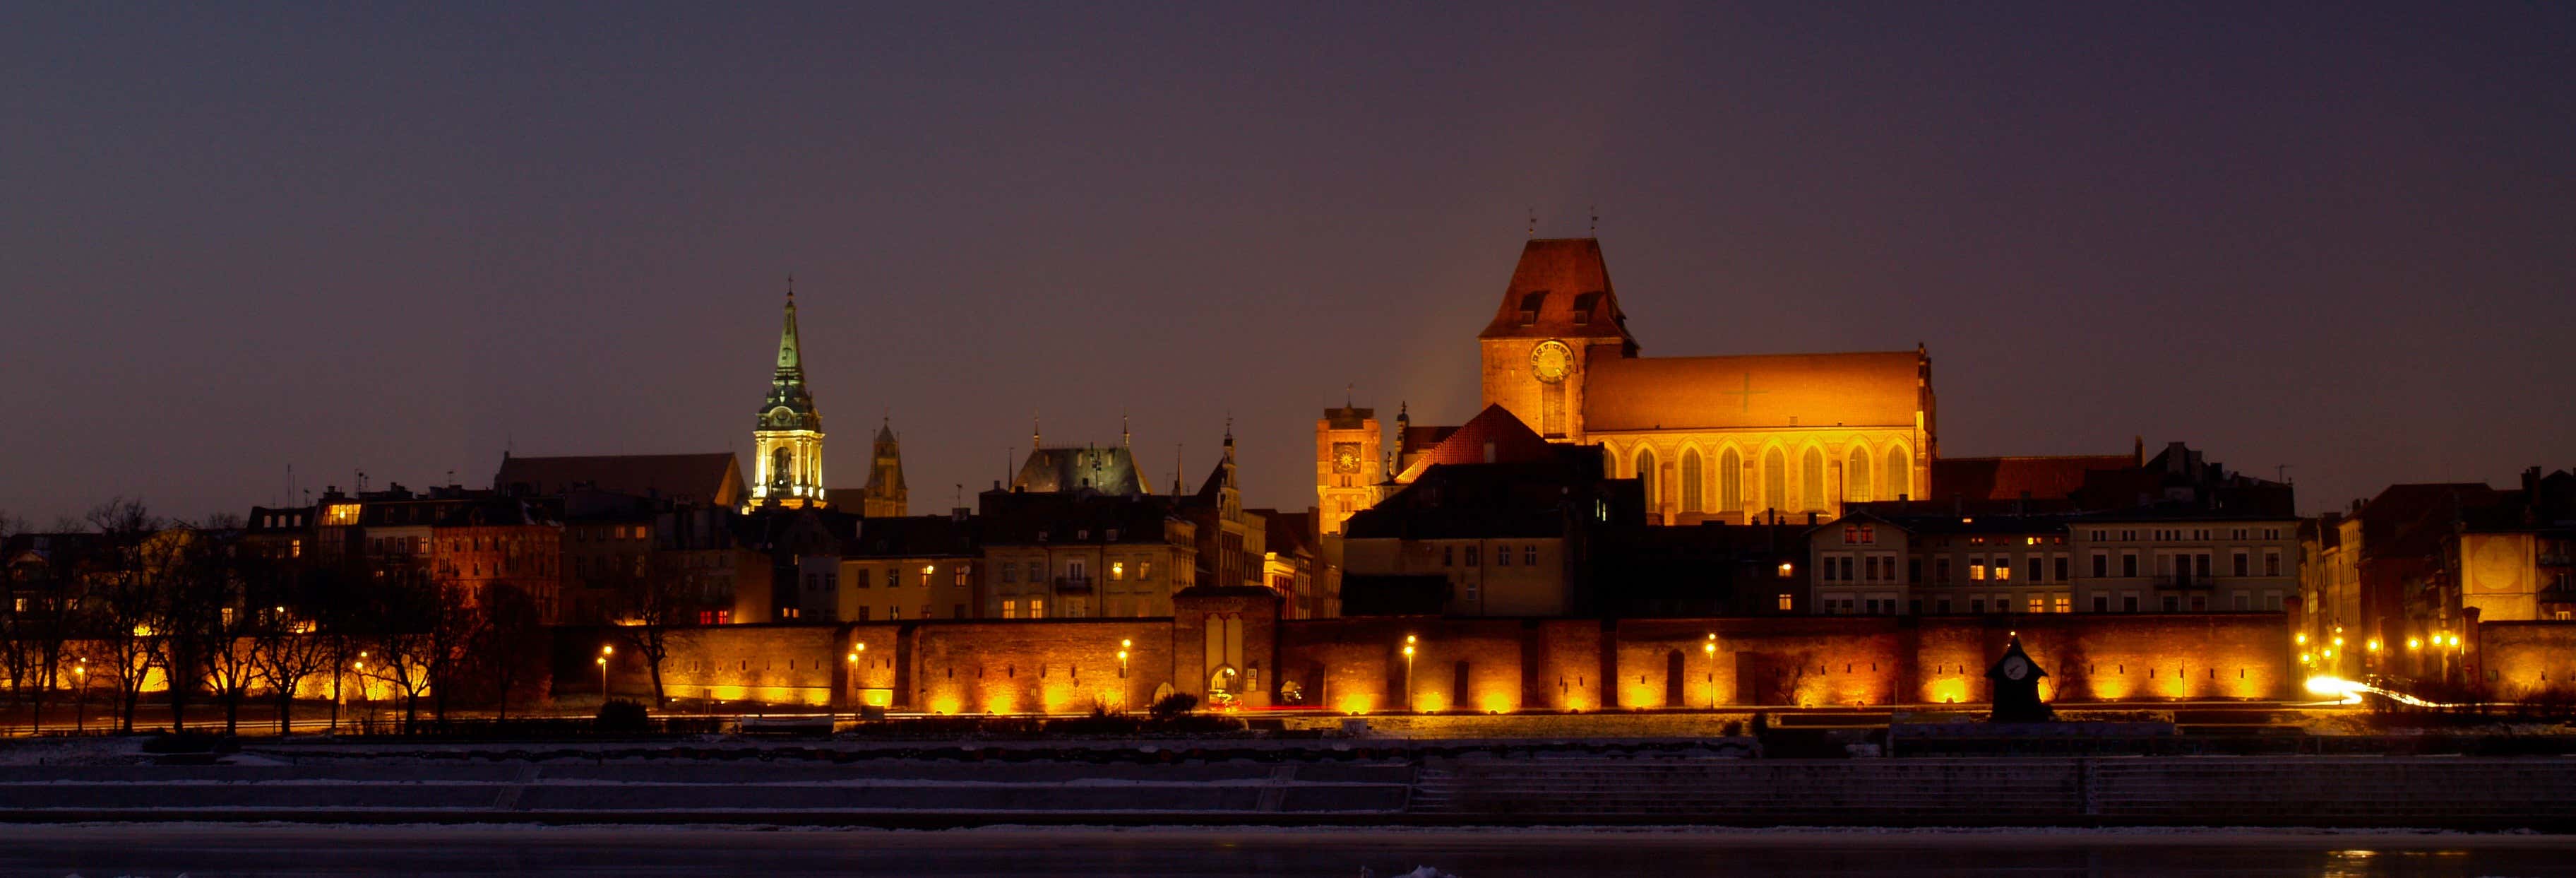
[1054,576,1094,594]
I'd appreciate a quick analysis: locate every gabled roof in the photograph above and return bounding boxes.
[493,453,746,507]
[1478,238,1634,346]
[1393,404,1556,482]
[1582,348,1926,432]
[1932,455,2137,503]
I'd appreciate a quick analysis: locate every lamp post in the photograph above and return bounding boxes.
[73,660,88,733]
[845,646,861,713]
[1402,634,1417,713]
[1116,639,1132,713]
[599,645,614,702]
[1703,635,1717,710]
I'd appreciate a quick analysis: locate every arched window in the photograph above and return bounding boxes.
[1885,445,1912,502]
[1761,449,1787,516]
[1680,449,1704,513]
[1846,446,1873,504]
[1801,447,1825,511]
[771,447,792,485]
[1635,448,1659,510]
[1719,449,1743,513]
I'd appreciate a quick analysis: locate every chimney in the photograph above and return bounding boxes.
[1806,511,1818,526]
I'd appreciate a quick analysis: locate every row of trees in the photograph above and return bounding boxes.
[1,499,551,735]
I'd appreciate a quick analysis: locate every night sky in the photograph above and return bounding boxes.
[4,4,2570,526]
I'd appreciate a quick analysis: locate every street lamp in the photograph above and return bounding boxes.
[1402,634,1417,713]
[1703,635,1717,709]
[597,657,609,701]
[73,660,88,733]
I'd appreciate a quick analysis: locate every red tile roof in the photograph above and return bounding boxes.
[1478,238,1634,345]
[1394,404,1555,482]
[1582,348,1928,432]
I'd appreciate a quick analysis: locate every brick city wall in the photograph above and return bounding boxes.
[2475,621,2576,695]
[552,598,2298,713]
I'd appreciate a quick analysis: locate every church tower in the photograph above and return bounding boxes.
[749,285,825,509]
[859,420,908,517]
[1316,403,1381,535]
[1477,238,1637,443]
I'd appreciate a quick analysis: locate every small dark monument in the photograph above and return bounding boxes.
[1985,635,2054,723]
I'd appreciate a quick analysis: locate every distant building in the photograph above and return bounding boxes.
[838,512,980,622]
[1340,407,1641,617]
[2306,468,2576,682]
[430,497,563,620]
[977,486,1197,619]
[856,422,909,518]
[1338,237,1936,528]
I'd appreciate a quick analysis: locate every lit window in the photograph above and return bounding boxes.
[1140,562,1153,579]
[1111,562,1125,581]
[1030,599,1045,619]
[955,564,970,586]
[1003,600,1018,619]
[2053,595,2071,614]
[1777,593,1794,611]
[921,565,934,587]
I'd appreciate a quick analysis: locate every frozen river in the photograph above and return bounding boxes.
[5,824,2576,877]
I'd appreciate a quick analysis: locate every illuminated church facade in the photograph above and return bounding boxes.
[1330,238,1937,527]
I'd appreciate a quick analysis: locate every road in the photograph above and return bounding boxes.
[4,825,2575,877]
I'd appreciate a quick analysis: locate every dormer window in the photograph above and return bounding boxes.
[1518,292,1546,326]
[1570,292,1602,326]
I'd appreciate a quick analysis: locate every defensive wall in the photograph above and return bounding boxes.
[557,588,2299,712]
[2473,621,2576,695]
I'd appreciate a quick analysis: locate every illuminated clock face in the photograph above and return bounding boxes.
[1530,340,1574,384]
[1332,442,1363,473]
[2002,656,2030,681]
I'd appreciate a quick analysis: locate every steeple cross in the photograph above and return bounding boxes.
[1719,373,1767,412]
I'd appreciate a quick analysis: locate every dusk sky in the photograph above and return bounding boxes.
[3,4,2570,526]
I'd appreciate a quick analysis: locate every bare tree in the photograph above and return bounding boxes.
[87,499,162,732]
[472,586,546,722]
[609,557,701,706]
[249,618,329,736]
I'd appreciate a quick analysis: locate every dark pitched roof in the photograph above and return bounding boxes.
[1011,445,1150,496]
[434,497,559,528]
[1478,238,1634,347]
[1393,404,1556,482]
[1252,509,1317,558]
[1932,455,2137,503]
[1397,425,1459,459]
[492,453,746,506]
[1322,405,1374,430]
[847,515,979,558]
[976,490,1182,544]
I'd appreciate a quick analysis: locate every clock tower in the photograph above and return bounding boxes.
[749,284,825,509]
[1477,238,1636,441]
[1315,403,1382,535]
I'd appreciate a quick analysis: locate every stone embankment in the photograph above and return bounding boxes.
[6,737,2575,829]
[1415,755,2576,829]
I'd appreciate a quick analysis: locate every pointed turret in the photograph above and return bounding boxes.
[750,282,825,509]
[860,418,907,517]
